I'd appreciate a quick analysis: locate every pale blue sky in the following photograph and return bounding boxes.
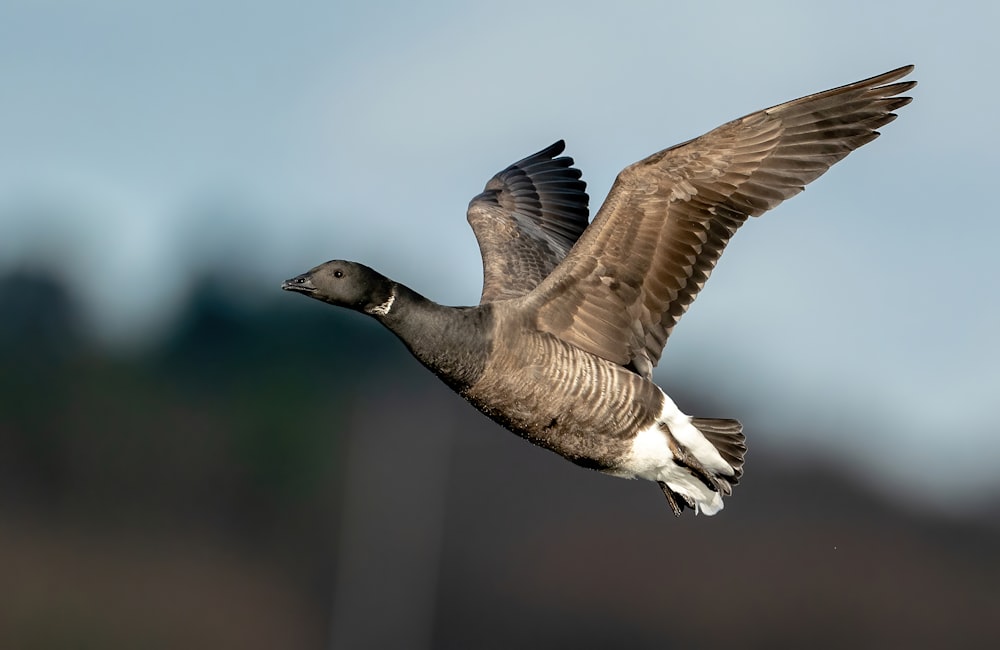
[2,0,997,508]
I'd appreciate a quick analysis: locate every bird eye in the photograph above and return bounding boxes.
[334,270,344,278]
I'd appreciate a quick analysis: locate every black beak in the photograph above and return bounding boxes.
[281,274,317,294]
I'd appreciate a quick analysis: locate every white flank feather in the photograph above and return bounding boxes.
[608,389,735,515]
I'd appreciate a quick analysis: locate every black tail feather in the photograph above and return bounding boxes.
[691,417,746,483]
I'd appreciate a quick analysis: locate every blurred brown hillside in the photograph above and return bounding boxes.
[1,269,997,649]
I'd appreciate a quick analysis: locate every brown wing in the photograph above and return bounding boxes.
[526,65,916,378]
[467,141,590,303]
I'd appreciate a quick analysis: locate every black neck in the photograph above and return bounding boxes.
[374,283,493,393]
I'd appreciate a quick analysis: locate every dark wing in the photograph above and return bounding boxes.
[525,66,916,378]
[467,141,590,303]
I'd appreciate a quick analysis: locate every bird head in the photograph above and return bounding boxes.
[282,260,396,316]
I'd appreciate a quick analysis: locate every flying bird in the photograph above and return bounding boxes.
[283,66,915,515]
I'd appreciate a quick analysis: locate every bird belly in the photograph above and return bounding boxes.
[460,331,661,470]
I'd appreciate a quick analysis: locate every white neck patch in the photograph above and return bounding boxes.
[367,286,396,316]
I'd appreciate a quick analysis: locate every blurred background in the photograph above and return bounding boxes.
[2,1,998,648]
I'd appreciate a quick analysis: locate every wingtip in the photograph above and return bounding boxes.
[872,66,917,99]
[876,64,916,86]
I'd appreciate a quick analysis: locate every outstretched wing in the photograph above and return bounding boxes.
[525,65,916,378]
[467,141,590,303]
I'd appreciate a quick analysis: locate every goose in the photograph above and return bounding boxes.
[283,66,915,516]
